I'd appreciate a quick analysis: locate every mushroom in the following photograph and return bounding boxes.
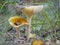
[16,4,43,40]
[8,16,29,39]
[32,39,44,45]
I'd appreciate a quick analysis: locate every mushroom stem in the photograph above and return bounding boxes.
[16,27,20,39]
[25,17,31,40]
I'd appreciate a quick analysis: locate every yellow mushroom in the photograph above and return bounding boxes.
[16,4,43,18]
[8,16,29,39]
[8,16,29,27]
[23,5,43,18]
[23,5,43,40]
[32,39,44,45]
[16,5,43,40]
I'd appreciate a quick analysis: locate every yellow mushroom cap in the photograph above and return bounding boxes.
[32,39,44,45]
[23,5,43,17]
[8,16,29,28]
[16,5,43,18]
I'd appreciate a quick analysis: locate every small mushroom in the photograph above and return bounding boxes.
[32,39,44,45]
[16,5,43,40]
[23,5,43,18]
[8,16,29,40]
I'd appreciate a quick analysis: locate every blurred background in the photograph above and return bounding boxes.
[0,0,60,45]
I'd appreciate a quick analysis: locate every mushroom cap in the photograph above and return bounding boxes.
[16,5,43,18]
[8,16,29,28]
[32,39,44,45]
[24,5,43,17]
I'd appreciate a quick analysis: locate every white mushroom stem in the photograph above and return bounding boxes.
[16,27,20,39]
[25,17,31,40]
